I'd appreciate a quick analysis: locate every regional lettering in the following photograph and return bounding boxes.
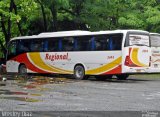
[45,53,69,61]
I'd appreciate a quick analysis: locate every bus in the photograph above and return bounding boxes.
[6,30,151,80]
[150,33,160,72]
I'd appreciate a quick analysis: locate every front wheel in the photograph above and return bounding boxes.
[116,74,129,80]
[19,64,27,75]
[74,65,87,80]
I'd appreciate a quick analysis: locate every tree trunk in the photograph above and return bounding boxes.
[0,14,9,45]
[7,0,14,42]
[37,0,47,32]
[50,6,57,31]
[12,0,24,35]
[0,40,7,57]
[0,0,14,58]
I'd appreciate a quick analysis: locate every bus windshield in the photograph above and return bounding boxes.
[129,34,150,46]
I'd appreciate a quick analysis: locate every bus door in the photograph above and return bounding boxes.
[122,32,151,73]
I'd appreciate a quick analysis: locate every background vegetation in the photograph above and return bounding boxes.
[0,0,160,58]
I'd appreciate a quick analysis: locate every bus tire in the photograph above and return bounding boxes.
[96,75,112,81]
[19,64,27,75]
[116,74,129,80]
[74,65,86,80]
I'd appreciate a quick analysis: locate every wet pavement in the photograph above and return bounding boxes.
[0,74,160,113]
[0,74,75,103]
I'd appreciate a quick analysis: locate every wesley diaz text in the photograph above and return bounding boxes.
[1,111,32,117]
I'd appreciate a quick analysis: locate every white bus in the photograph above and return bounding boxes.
[150,33,160,72]
[6,30,151,80]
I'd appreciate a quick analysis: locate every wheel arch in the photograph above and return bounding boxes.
[18,63,27,73]
[74,63,86,71]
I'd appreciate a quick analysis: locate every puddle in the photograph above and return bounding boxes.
[18,76,74,90]
[0,75,75,101]
[31,77,68,85]
[0,90,41,102]
[0,90,41,96]
[0,97,40,102]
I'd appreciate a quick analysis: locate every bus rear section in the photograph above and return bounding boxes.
[150,33,160,73]
[122,31,151,74]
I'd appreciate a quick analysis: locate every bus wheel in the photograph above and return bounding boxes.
[96,75,112,81]
[116,74,129,80]
[74,65,86,80]
[19,64,27,75]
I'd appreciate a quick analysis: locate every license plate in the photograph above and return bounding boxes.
[136,69,141,72]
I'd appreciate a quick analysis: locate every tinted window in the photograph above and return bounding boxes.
[109,34,123,50]
[76,36,92,51]
[94,36,108,50]
[17,40,31,54]
[8,33,123,57]
[45,38,59,52]
[91,34,122,51]
[30,39,43,52]
[63,37,74,51]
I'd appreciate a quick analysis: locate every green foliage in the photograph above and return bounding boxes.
[1,0,160,58]
[0,32,5,58]
[118,0,160,31]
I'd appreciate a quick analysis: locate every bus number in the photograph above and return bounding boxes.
[142,50,148,53]
[107,56,114,60]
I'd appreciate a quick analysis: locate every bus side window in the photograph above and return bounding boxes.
[18,40,30,53]
[58,39,62,51]
[47,38,59,52]
[94,36,106,51]
[30,40,43,52]
[108,37,114,50]
[74,38,78,51]
[43,40,48,52]
[112,35,122,50]
[63,37,74,51]
[90,37,95,51]
[108,34,122,50]
[76,36,95,51]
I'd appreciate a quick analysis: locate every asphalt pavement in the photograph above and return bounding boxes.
[0,74,160,117]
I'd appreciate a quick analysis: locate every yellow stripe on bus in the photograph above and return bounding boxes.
[28,53,72,74]
[86,57,122,74]
[131,48,148,67]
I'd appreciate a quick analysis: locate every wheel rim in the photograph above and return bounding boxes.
[76,69,83,78]
[75,66,84,79]
[20,65,27,74]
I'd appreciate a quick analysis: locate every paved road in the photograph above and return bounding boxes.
[0,75,160,116]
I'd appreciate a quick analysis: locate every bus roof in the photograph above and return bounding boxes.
[11,30,149,41]
[150,33,160,36]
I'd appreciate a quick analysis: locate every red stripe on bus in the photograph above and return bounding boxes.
[102,65,122,75]
[11,53,49,73]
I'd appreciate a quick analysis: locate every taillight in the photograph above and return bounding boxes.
[125,56,130,66]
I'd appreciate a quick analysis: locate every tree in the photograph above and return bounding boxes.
[0,0,37,57]
[118,0,160,32]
